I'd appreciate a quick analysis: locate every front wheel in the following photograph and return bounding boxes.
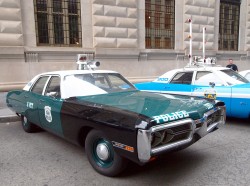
[21,116,36,133]
[85,130,127,177]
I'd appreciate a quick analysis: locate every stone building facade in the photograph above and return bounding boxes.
[0,0,250,90]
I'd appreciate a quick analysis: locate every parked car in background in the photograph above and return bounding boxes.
[6,59,226,177]
[135,65,250,119]
[239,70,250,81]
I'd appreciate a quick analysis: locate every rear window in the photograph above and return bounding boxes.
[221,69,249,84]
[194,71,224,86]
[31,76,49,94]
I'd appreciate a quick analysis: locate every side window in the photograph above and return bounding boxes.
[45,76,61,98]
[31,76,49,94]
[108,74,134,90]
[170,72,193,84]
[194,71,223,86]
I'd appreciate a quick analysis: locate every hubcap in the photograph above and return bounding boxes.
[96,143,110,161]
[93,139,114,168]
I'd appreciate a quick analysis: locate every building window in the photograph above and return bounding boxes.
[145,0,175,49]
[219,0,240,51]
[146,37,151,48]
[34,0,82,47]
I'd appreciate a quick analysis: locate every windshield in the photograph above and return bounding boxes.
[220,69,249,84]
[63,73,136,98]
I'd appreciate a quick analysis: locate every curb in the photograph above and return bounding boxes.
[0,115,21,123]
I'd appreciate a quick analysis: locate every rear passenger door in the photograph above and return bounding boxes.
[38,76,64,137]
[25,76,50,126]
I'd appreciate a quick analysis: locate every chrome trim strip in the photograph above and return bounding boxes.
[151,138,192,154]
[151,118,194,133]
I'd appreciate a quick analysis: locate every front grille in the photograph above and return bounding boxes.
[170,133,191,143]
[151,121,193,149]
[170,124,192,133]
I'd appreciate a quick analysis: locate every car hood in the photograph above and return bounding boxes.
[74,90,215,129]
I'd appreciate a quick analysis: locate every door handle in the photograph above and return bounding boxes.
[39,99,45,103]
[24,95,29,98]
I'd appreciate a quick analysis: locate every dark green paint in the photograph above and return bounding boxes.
[76,90,213,121]
[37,94,64,137]
[7,90,64,136]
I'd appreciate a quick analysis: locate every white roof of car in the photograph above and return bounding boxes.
[155,66,230,80]
[39,69,118,76]
[176,66,229,72]
[153,65,246,85]
[23,70,119,92]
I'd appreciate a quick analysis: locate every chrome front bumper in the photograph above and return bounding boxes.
[194,105,226,137]
[137,106,226,163]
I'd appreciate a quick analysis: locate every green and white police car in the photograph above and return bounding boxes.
[6,60,226,176]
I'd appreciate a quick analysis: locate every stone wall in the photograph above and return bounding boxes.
[183,0,216,51]
[243,0,250,51]
[0,0,23,46]
[1,0,250,91]
[92,0,138,48]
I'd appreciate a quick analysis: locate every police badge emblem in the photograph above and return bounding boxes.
[44,106,52,122]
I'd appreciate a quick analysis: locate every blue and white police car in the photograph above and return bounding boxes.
[135,64,250,119]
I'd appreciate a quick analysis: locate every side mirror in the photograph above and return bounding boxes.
[209,82,215,87]
[204,82,217,100]
[46,92,58,98]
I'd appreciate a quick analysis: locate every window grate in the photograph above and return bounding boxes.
[145,0,175,49]
[219,1,240,51]
[34,0,82,47]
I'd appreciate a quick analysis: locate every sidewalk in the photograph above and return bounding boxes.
[0,92,20,123]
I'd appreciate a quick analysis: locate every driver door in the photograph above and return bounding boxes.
[162,71,194,95]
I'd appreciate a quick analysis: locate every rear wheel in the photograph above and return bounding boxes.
[21,116,36,133]
[85,130,127,177]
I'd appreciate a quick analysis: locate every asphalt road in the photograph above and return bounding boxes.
[1,118,250,186]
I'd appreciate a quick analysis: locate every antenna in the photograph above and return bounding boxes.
[203,27,206,61]
[186,18,192,66]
